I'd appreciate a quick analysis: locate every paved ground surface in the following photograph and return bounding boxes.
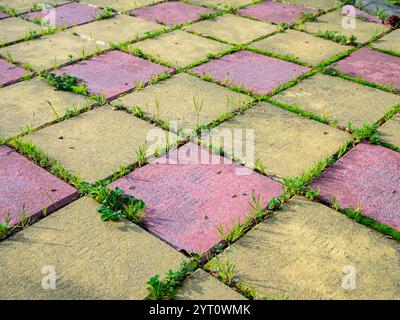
[0,0,399,300]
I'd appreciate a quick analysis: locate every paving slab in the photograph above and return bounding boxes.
[281,0,338,11]
[235,0,312,24]
[176,269,246,300]
[371,29,400,55]
[201,102,352,178]
[131,30,231,68]
[304,11,387,43]
[112,73,253,130]
[379,114,400,149]
[68,14,161,46]
[0,17,42,44]
[80,0,164,11]
[53,50,174,100]
[271,73,400,128]
[0,32,107,71]
[333,47,400,89]
[211,197,400,299]
[0,58,28,86]
[0,12,9,19]
[23,106,175,183]
[131,1,214,25]
[311,143,400,231]
[0,145,78,228]
[251,29,350,66]
[0,77,91,138]
[22,2,102,28]
[0,197,184,299]
[190,50,310,95]
[184,14,276,45]
[0,0,68,14]
[185,0,253,9]
[109,142,283,254]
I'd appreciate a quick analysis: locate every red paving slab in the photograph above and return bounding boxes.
[0,145,78,228]
[110,142,283,254]
[131,1,214,25]
[340,5,383,24]
[22,3,102,27]
[190,50,310,95]
[311,143,400,231]
[0,12,9,19]
[53,50,174,100]
[333,48,400,89]
[235,0,312,24]
[0,59,27,86]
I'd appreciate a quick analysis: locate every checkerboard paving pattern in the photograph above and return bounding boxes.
[1,0,400,300]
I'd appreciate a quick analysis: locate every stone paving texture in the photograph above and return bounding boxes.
[201,102,352,178]
[110,142,283,254]
[190,50,310,95]
[131,30,231,68]
[0,197,184,299]
[281,0,338,10]
[212,197,400,299]
[0,32,107,71]
[53,50,174,100]
[311,143,400,231]
[68,14,161,45]
[176,269,246,300]
[22,2,102,27]
[81,0,164,11]
[0,58,27,86]
[371,29,400,54]
[0,77,91,138]
[0,145,78,228]
[131,1,214,25]
[304,11,387,43]
[251,29,350,66]
[186,0,253,9]
[271,73,400,128]
[379,114,400,149]
[113,72,253,131]
[185,14,276,45]
[236,0,312,24]
[1,0,400,300]
[333,47,400,89]
[0,17,42,44]
[0,0,68,14]
[23,106,176,183]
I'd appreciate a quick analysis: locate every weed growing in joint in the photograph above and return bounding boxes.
[96,7,114,20]
[193,96,204,128]
[305,187,320,200]
[45,73,88,95]
[206,258,236,286]
[282,156,334,197]
[315,30,357,45]
[135,144,148,167]
[147,259,198,300]
[352,123,380,143]
[0,212,10,239]
[82,183,146,223]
